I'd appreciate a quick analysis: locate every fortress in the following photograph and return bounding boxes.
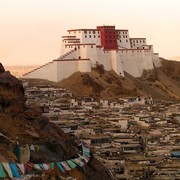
[22,25,161,82]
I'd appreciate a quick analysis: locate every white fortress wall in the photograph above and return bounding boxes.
[131,50,143,75]
[120,50,141,77]
[110,50,124,76]
[149,46,161,67]
[22,61,58,82]
[78,59,91,72]
[83,44,98,67]
[153,53,161,67]
[96,48,112,71]
[60,47,78,60]
[56,60,79,82]
[133,49,153,76]
[63,45,75,54]
[143,50,154,70]
[61,40,66,55]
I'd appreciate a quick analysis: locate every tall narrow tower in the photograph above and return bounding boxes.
[97,26,118,50]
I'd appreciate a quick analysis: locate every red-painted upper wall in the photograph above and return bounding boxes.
[97,26,118,50]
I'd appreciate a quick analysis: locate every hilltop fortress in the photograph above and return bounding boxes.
[22,25,161,82]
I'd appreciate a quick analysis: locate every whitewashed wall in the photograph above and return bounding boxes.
[110,51,124,76]
[78,60,91,72]
[153,53,161,67]
[56,60,79,82]
[120,50,141,77]
[22,61,58,82]
[96,48,112,71]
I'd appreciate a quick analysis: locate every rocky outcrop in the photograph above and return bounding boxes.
[0,62,112,179]
[0,63,25,113]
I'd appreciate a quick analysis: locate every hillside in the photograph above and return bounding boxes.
[0,63,112,180]
[57,59,180,101]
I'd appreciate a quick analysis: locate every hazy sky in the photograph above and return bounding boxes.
[0,0,180,65]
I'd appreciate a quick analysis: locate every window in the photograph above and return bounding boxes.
[91,45,93,48]
[136,40,138,43]
[93,31,95,34]
[85,35,87,38]
[89,35,91,38]
[126,35,127,38]
[89,31,91,34]
[84,30,87,34]
[134,44,135,46]
[126,40,128,42]
[110,40,112,42]
[98,35,100,38]
[109,35,111,38]
[120,40,121,42]
[94,35,96,38]
[79,31,81,33]
[123,35,125,38]
[143,40,145,43]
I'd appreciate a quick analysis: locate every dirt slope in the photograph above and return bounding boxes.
[57,61,180,101]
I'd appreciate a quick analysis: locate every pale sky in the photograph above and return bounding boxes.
[0,0,180,65]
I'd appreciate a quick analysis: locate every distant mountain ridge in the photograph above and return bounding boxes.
[5,65,39,78]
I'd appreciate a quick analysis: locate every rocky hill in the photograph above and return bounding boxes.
[0,63,112,180]
[57,59,180,101]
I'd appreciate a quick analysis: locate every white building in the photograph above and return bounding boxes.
[22,25,161,82]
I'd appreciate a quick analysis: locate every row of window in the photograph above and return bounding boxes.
[118,40,129,43]
[84,30,100,34]
[118,35,128,38]
[65,46,150,53]
[118,31,128,34]
[65,45,94,49]
[131,40,146,43]
[68,31,100,34]
[106,40,116,43]
[85,35,100,38]
[105,35,116,38]
[105,31,116,34]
